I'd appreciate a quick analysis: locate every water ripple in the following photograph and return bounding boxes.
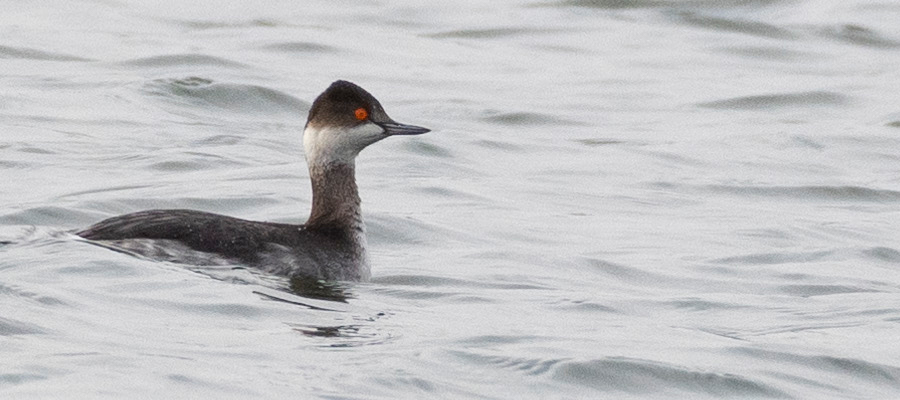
[701,184,900,202]
[401,141,454,158]
[668,11,797,39]
[480,111,586,127]
[426,28,563,39]
[118,54,248,69]
[0,206,98,227]
[375,274,548,290]
[717,45,812,61]
[862,246,900,263]
[143,77,308,116]
[697,91,848,110]
[712,250,832,265]
[734,348,900,388]
[288,312,395,348]
[165,18,280,30]
[777,284,879,297]
[0,316,45,336]
[552,357,789,397]
[450,350,565,376]
[543,0,784,10]
[0,283,66,306]
[818,24,900,49]
[0,45,91,61]
[134,298,264,317]
[541,0,672,9]
[0,373,47,385]
[259,42,339,53]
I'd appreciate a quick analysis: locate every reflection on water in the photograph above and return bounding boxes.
[289,312,394,347]
[287,276,352,303]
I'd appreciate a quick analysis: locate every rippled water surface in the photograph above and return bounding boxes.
[3,0,900,398]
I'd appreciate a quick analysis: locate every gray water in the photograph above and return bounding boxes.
[2,0,900,398]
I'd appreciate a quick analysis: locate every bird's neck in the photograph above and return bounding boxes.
[305,161,363,232]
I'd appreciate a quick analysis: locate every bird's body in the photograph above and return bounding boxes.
[77,80,429,282]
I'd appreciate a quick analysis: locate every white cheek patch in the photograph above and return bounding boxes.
[303,123,385,165]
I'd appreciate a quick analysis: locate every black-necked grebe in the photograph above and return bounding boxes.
[77,80,430,281]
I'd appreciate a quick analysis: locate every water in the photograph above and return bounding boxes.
[2,0,900,398]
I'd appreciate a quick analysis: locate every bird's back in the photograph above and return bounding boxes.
[77,209,368,280]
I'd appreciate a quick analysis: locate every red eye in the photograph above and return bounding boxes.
[354,108,368,120]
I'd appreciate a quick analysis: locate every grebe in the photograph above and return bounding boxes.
[77,80,429,281]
